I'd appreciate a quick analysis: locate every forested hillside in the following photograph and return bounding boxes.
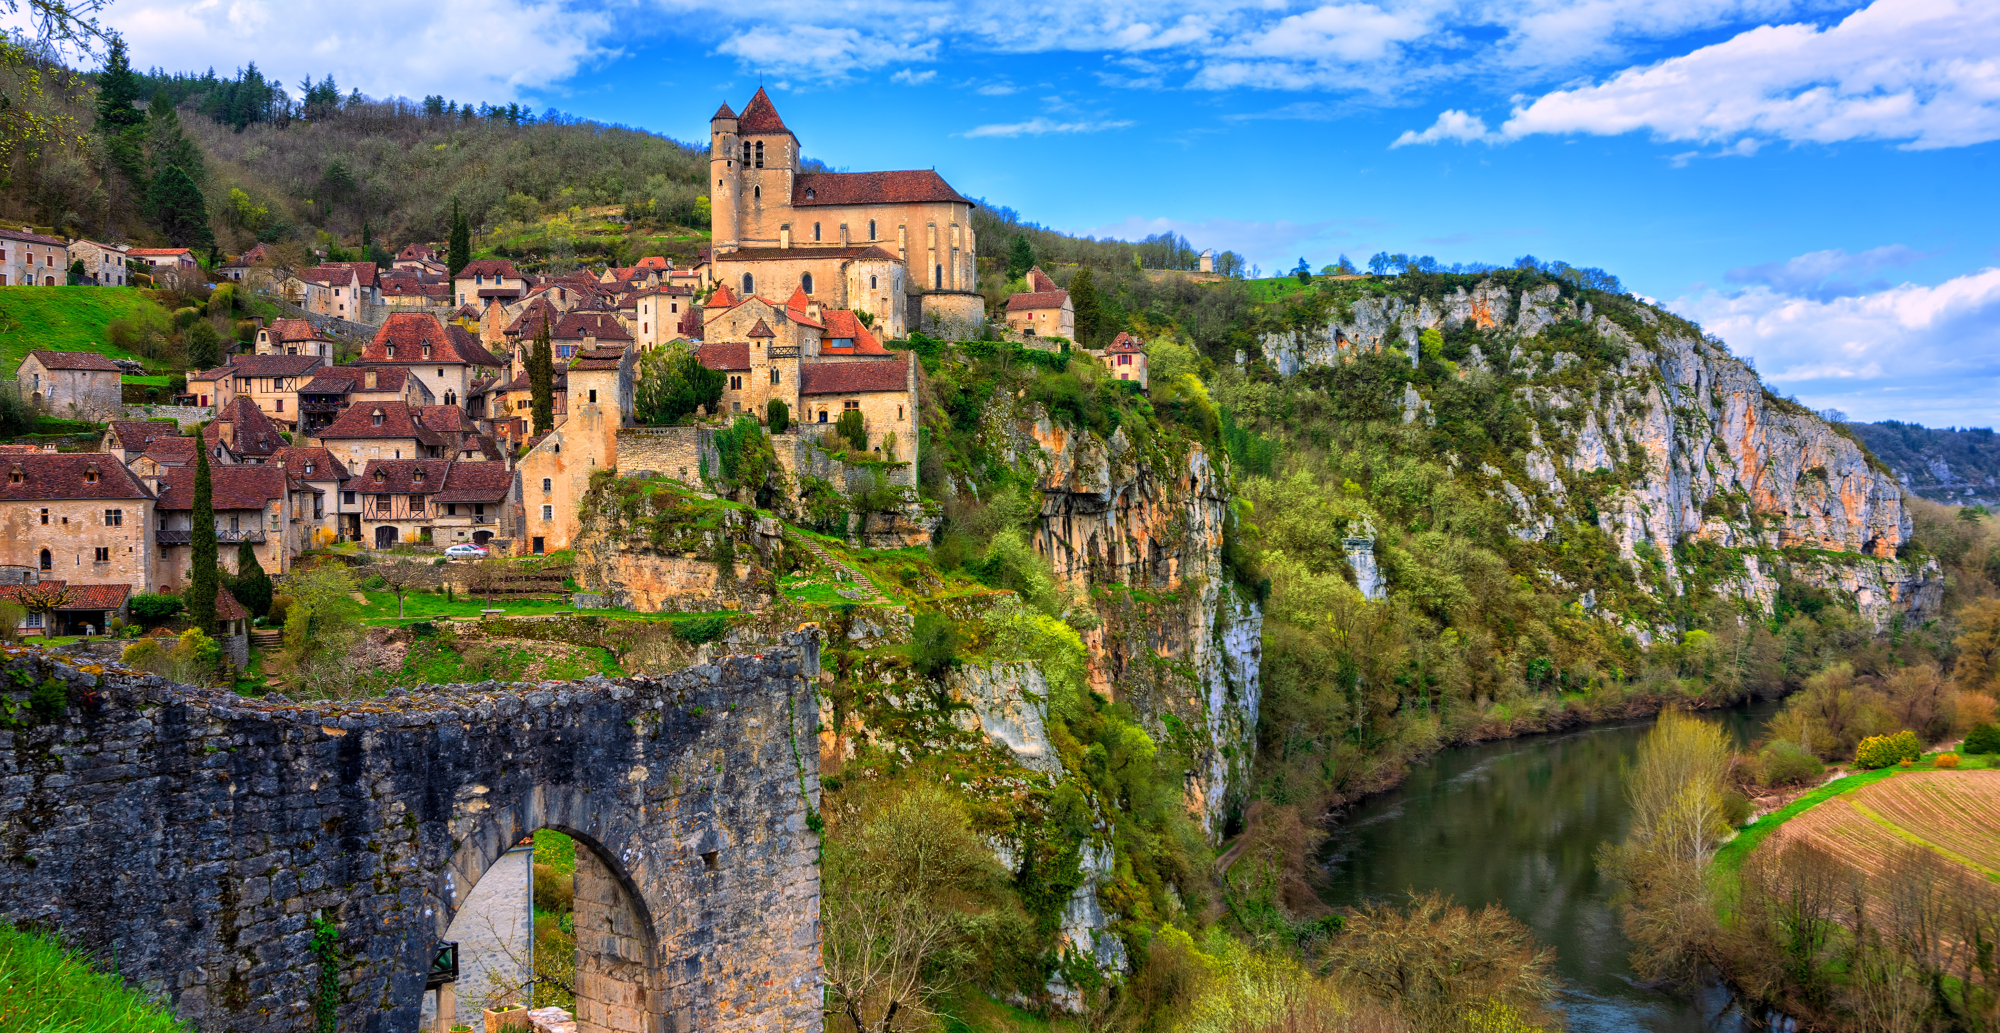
[1846,419,2000,506]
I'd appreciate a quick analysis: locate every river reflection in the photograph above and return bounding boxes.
[1315,700,1782,1033]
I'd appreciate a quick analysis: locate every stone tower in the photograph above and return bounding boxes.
[708,103,741,252]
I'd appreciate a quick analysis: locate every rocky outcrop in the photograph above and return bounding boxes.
[948,661,1063,774]
[1261,279,1940,628]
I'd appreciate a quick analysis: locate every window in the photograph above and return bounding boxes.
[870,275,877,290]
[408,494,424,511]
[868,219,876,240]
[542,478,552,493]
[801,272,814,294]
[94,547,109,562]
[343,491,356,504]
[844,399,861,411]
[1119,354,1131,366]
[446,503,457,516]
[372,409,384,426]
[935,264,944,289]
[38,549,51,570]
[754,185,760,200]
[541,505,553,520]
[83,468,97,484]
[742,273,755,295]
[812,223,821,242]
[39,508,47,524]
[588,389,597,403]
[770,368,780,385]
[897,405,904,420]
[817,410,827,423]
[741,141,751,164]
[730,375,741,390]
[474,504,486,516]
[276,398,284,412]
[304,462,315,475]
[24,612,39,628]
[376,494,391,509]
[532,536,545,554]
[229,515,240,532]
[104,509,122,526]
[754,140,764,168]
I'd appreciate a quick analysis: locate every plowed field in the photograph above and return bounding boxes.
[1766,770,2000,882]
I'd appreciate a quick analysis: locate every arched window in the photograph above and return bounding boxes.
[805,188,816,200]
[742,273,755,295]
[753,185,761,200]
[801,272,814,295]
[754,141,764,168]
[868,219,876,240]
[741,141,751,164]
[813,222,821,242]
[870,275,878,290]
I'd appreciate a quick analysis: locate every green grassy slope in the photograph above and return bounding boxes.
[0,924,189,1032]
[0,287,161,377]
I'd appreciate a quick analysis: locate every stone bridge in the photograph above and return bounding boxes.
[0,632,824,1033]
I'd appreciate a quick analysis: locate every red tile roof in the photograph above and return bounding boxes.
[721,245,901,264]
[363,314,504,367]
[316,401,448,446]
[800,358,909,396]
[27,350,121,372]
[207,397,283,457]
[820,310,888,354]
[1028,267,1058,293]
[271,446,349,481]
[0,581,133,611]
[696,342,751,371]
[349,459,452,493]
[126,247,192,257]
[0,453,152,501]
[793,171,971,208]
[736,87,792,136]
[214,587,249,622]
[224,354,325,378]
[635,256,670,270]
[154,464,286,511]
[139,437,199,465]
[107,421,179,452]
[1107,332,1145,352]
[435,461,514,503]
[555,311,631,342]
[712,102,736,120]
[747,318,775,339]
[1006,290,1069,312]
[706,283,738,308]
[264,317,329,342]
[397,244,438,261]
[457,259,521,280]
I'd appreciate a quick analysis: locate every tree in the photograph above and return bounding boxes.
[230,541,272,618]
[187,440,218,634]
[1325,890,1559,1031]
[16,582,72,631]
[65,258,83,285]
[149,166,213,249]
[1954,597,2000,692]
[767,398,789,434]
[145,89,203,189]
[447,198,471,279]
[278,562,364,697]
[93,34,144,135]
[632,346,724,426]
[1005,234,1035,281]
[835,408,867,452]
[1068,267,1100,348]
[379,560,419,619]
[186,320,221,368]
[529,315,554,435]
[1293,257,1312,284]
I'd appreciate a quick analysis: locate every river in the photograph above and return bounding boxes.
[1316,701,1782,1032]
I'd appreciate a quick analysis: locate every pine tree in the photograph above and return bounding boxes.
[1069,267,1101,347]
[1007,234,1035,281]
[188,441,218,634]
[146,89,204,186]
[94,35,145,134]
[447,199,471,279]
[149,166,213,249]
[529,315,554,434]
[230,542,272,619]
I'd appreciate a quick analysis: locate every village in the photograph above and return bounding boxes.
[0,89,1150,649]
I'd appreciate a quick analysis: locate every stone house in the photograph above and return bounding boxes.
[312,400,450,469]
[127,247,197,271]
[1,227,74,285]
[1005,267,1073,339]
[16,351,123,419]
[343,458,513,550]
[0,581,135,637]
[707,89,980,339]
[0,453,158,610]
[430,461,514,547]
[380,271,450,310]
[217,242,270,283]
[394,243,445,274]
[67,239,131,286]
[295,366,436,434]
[147,463,306,589]
[186,366,229,408]
[198,353,326,428]
[513,346,633,555]
[630,285,695,349]
[253,318,335,359]
[1102,332,1148,388]
[298,263,381,319]
[101,420,185,463]
[453,259,526,309]
[204,397,286,463]
[270,446,352,547]
[359,313,506,408]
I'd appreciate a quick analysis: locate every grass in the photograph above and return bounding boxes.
[121,375,171,387]
[371,637,621,685]
[0,287,167,377]
[1714,751,1999,877]
[0,924,190,1032]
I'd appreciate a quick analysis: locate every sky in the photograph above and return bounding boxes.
[83,0,2000,426]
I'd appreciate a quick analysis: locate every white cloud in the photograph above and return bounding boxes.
[976,81,1020,95]
[892,68,938,85]
[716,25,939,82]
[108,0,615,101]
[962,117,1134,137]
[1670,266,2000,424]
[1390,109,1502,146]
[1724,244,1928,298]
[1500,0,2000,149]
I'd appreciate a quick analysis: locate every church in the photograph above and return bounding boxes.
[704,89,984,341]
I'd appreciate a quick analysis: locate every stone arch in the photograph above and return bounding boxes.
[427,785,667,1032]
[375,525,398,549]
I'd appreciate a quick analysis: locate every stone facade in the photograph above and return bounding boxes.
[16,351,123,420]
[0,634,824,1033]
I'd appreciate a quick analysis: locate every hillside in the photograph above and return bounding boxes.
[1845,420,2000,506]
[0,286,161,374]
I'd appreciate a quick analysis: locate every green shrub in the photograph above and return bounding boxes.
[360,574,386,590]
[671,613,731,645]
[835,408,867,452]
[909,610,960,681]
[1855,730,1924,769]
[1963,723,2000,754]
[128,593,184,628]
[1722,789,1752,827]
[767,398,789,434]
[1759,740,1825,785]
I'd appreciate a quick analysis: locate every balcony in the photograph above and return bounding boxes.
[156,528,266,545]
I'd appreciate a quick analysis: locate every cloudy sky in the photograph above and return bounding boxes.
[98,0,2000,425]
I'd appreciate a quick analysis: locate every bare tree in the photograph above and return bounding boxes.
[1323,891,1558,1033]
[380,559,420,619]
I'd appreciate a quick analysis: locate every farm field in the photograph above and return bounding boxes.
[1765,770,2000,882]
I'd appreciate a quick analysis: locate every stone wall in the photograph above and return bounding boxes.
[617,425,917,492]
[123,404,213,428]
[919,291,985,341]
[0,635,824,1033]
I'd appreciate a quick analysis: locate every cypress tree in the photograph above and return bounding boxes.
[1007,234,1035,281]
[231,542,272,619]
[149,166,214,249]
[1069,267,1101,348]
[447,199,471,279]
[188,440,218,634]
[529,315,554,434]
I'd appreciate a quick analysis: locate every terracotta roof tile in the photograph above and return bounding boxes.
[705,283,738,308]
[316,401,448,447]
[155,464,287,511]
[139,437,198,465]
[348,459,452,493]
[1107,332,1145,352]
[1006,290,1069,312]
[214,587,248,622]
[712,102,736,120]
[696,342,751,371]
[747,318,776,339]
[0,453,152,501]
[819,310,888,354]
[108,421,179,451]
[0,581,133,611]
[457,259,520,280]
[800,357,909,396]
[26,350,121,372]
[435,461,514,503]
[736,87,792,136]
[264,318,327,342]
[206,398,283,457]
[793,171,971,208]
[363,314,504,367]
[223,354,325,378]
[271,446,349,481]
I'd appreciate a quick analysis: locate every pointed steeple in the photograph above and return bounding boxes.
[711,101,737,121]
[737,87,793,136]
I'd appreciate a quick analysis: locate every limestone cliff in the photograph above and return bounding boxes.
[976,394,1264,833]
[1262,281,1943,630]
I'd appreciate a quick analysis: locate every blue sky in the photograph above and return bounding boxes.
[98,0,2000,426]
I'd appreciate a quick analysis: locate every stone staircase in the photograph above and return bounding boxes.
[250,628,284,650]
[783,529,882,602]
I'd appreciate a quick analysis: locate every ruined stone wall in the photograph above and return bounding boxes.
[0,636,823,1033]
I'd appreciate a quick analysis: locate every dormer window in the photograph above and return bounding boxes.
[412,468,426,483]
[374,470,385,483]
[304,462,315,474]
[422,345,431,359]
[371,408,385,427]
[6,465,19,484]
[386,345,397,359]
[807,188,816,201]
[83,465,98,484]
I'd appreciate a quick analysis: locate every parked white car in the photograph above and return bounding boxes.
[444,543,490,559]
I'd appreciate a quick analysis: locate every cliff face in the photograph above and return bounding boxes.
[1264,281,1943,628]
[979,396,1264,833]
